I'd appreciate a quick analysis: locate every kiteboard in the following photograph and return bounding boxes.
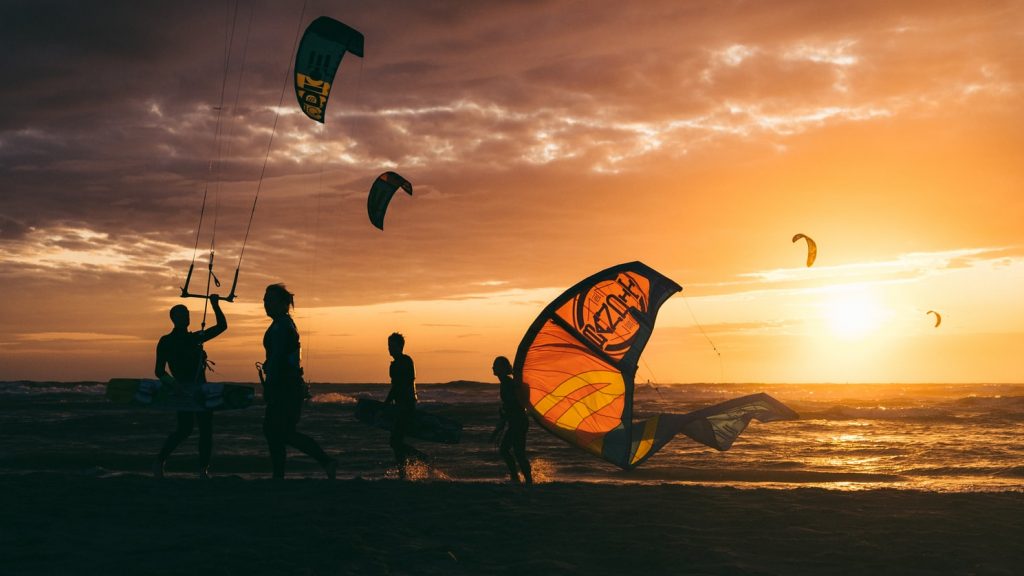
[106,378,255,411]
[354,398,462,444]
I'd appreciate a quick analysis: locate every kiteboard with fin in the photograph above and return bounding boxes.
[106,378,254,411]
[354,398,462,444]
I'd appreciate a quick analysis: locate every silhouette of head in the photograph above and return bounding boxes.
[387,332,405,357]
[263,283,294,318]
[492,356,512,377]
[169,304,190,329]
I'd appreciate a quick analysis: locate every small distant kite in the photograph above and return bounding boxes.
[927,310,941,327]
[792,233,817,267]
[294,17,365,123]
[367,171,413,230]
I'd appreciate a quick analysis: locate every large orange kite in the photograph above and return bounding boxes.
[514,262,798,469]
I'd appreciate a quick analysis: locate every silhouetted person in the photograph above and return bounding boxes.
[153,294,226,479]
[261,283,336,480]
[490,356,532,485]
[384,332,422,477]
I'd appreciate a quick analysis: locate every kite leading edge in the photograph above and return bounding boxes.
[513,262,798,470]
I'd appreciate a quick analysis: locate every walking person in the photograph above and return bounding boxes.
[490,356,533,485]
[261,283,336,479]
[384,332,425,478]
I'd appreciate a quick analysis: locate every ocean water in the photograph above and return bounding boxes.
[1,381,1021,492]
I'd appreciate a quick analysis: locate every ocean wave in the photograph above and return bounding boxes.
[995,466,1024,478]
[418,391,501,405]
[903,466,1024,478]
[808,405,956,422]
[309,392,358,405]
[829,447,911,456]
[950,395,1024,411]
[757,460,806,469]
[0,382,106,396]
[615,467,905,484]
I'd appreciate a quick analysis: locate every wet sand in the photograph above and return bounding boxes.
[1,474,1021,575]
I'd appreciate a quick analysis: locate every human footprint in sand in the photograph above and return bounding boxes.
[384,332,426,478]
[153,294,227,480]
[490,356,532,485]
[261,283,337,480]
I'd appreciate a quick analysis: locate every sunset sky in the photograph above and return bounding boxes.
[1,0,1021,384]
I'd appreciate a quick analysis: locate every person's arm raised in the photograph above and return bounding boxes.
[201,294,228,341]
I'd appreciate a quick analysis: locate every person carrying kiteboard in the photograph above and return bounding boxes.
[152,294,226,479]
[384,332,428,478]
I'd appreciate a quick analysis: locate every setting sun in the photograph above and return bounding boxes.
[821,286,888,341]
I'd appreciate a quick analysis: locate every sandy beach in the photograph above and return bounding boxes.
[3,381,1023,574]
[2,473,1021,575]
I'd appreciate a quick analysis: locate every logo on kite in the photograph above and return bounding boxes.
[294,17,364,123]
[792,233,817,267]
[573,274,649,357]
[927,310,941,327]
[514,262,798,469]
[367,172,413,230]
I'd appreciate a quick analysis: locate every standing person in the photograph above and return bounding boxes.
[153,294,227,479]
[261,283,336,480]
[490,356,533,485]
[384,332,423,477]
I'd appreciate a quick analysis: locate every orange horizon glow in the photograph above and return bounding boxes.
[0,3,1021,385]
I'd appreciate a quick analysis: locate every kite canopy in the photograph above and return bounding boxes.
[927,310,942,327]
[792,233,817,267]
[367,172,413,230]
[294,17,364,123]
[514,262,798,469]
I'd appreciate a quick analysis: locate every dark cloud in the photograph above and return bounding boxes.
[0,215,30,239]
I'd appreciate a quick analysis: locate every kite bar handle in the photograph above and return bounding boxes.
[180,262,196,298]
[223,268,239,302]
[179,257,239,302]
[179,291,236,303]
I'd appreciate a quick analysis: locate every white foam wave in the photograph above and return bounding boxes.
[815,405,953,421]
[310,392,358,405]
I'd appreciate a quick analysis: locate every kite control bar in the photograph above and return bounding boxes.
[180,250,238,302]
